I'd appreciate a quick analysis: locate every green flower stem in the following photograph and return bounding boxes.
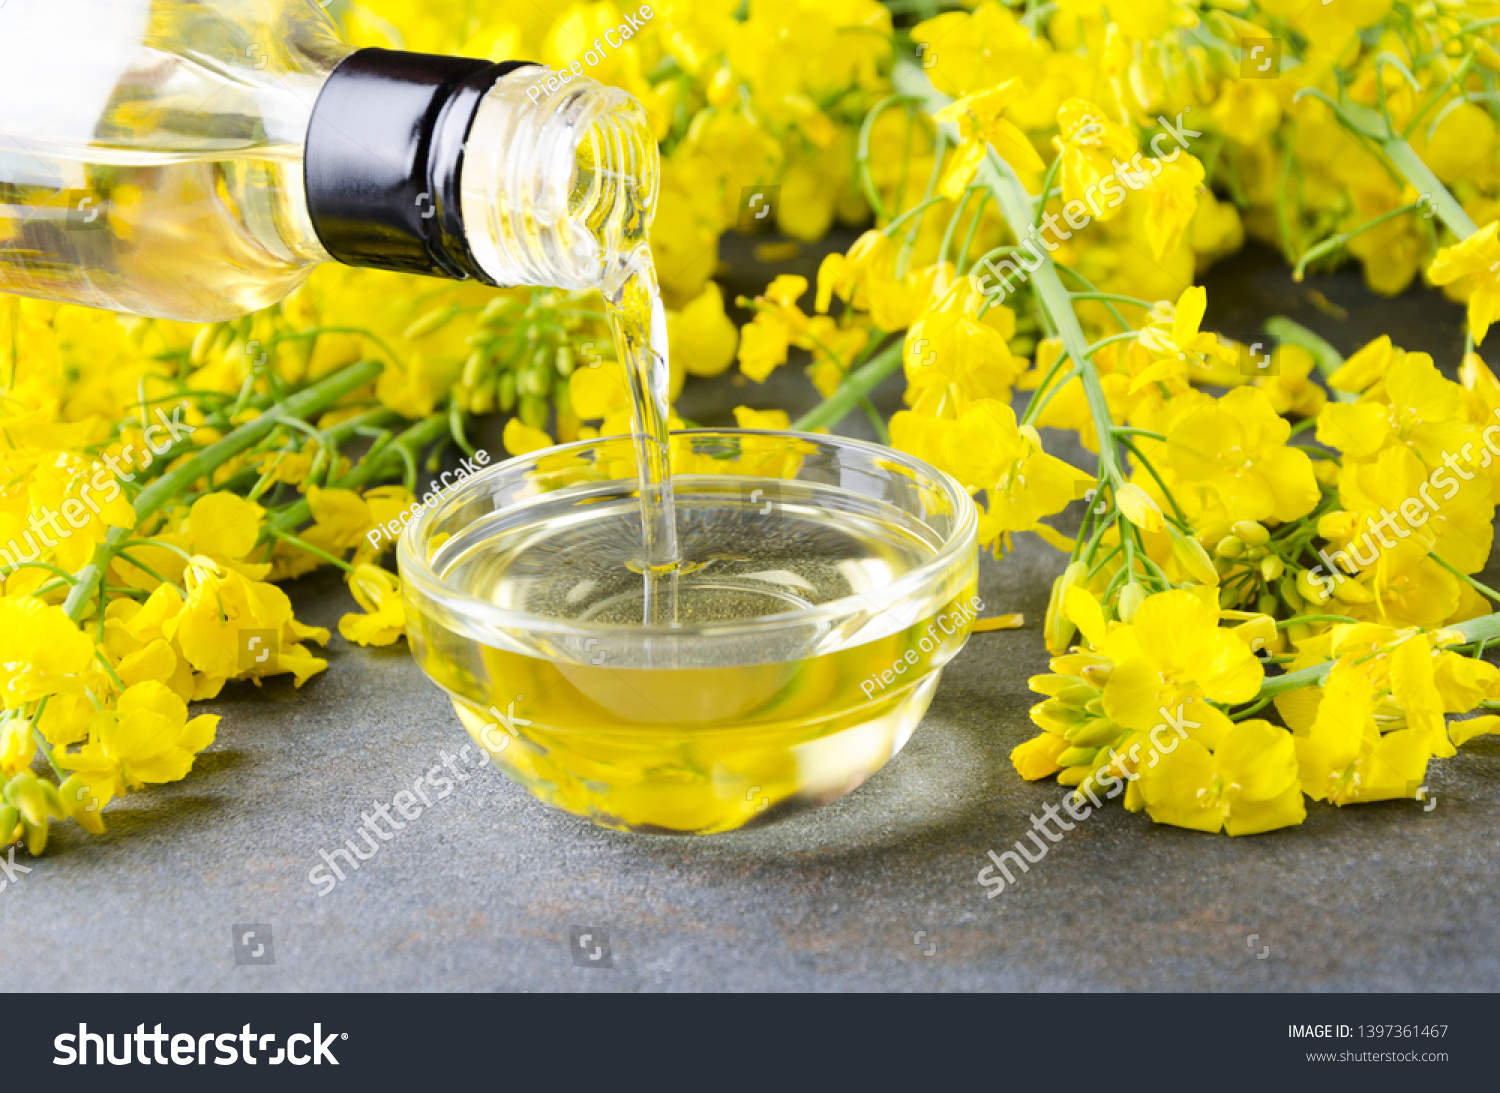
[269,529,357,575]
[62,358,383,624]
[27,698,64,782]
[956,190,991,272]
[881,194,946,237]
[1031,153,1064,230]
[6,561,79,584]
[1113,434,1192,531]
[1087,543,1124,579]
[792,341,904,432]
[93,649,126,691]
[1251,661,1324,700]
[1256,610,1500,700]
[1292,200,1425,279]
[1229,695,1274,722]
[1429,550,1500,602]
[1069,292,1157,310]
[887,58,1119,465]
[1275,614,1359,630]
[1054,263,1133,331]
[263,412,450,537]
[860,398,891,445]
[1263,316,1356,404]
[1381,138,1479,238]
[939,186,979,266]
[113,549,185,594]
[1084,330,1142,358]
[981,150,1121,484]
[215,406,392,495]
[1020,364,1080,428]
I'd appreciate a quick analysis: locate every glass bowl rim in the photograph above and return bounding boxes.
[396,427,978,640]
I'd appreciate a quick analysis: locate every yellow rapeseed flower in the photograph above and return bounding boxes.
[1428,220,1500,345]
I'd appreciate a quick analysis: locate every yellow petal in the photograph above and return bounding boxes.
[188,492,264,560]
[503,418,553,456]
[1011,732,1070,780]
[1451,714,1500,747]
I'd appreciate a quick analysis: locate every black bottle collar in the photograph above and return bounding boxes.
[304,48,536,283]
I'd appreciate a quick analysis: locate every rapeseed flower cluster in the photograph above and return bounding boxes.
[10,0,1500,855]
[734,2,1500,836]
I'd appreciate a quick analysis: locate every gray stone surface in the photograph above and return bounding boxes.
[2,245,1497,992]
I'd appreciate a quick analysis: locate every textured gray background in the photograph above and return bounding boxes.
[2,244,1496,992]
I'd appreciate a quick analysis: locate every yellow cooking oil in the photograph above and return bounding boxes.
[406,86,977,833]
[423,473,980,833]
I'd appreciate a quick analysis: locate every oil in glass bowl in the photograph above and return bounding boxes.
[400,433,980,835]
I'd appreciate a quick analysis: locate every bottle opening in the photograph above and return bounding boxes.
[460,68,660,294]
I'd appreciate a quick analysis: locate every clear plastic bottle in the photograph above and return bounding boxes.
[0,0,658,321]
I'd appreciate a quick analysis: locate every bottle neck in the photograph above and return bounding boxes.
[459,69,659,295]
[303,48,535,283]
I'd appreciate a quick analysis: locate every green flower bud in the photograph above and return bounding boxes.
[1031,699,1089,734]
[1171,535,1219,585]
[190,324,217,367]
[1118,582,1147,621]
[1317,511,1358,539]
[1055,682,1099,706]
[1056,746,1099,768]
[1231,520,1270,546]
[23,816,47,856]
[498,372,518,412]
[1080,663,1112,688]
[519,394,550,430]
[478,296,511,326]
[1260,555,1285,581]
[1332,577,1374,604]
[1045,561,1086,655]
[1215,535,1245,558]
[519,364,552,398]
[461,350,486,389]
[1279,575,1304,614]
[6,770,49,826]
[1295,567,1332,605]
[1066,718,1126,748]
[403,305,459,340]
[471,376,498,414]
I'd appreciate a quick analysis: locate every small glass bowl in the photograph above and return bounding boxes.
[398,429,979,835]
